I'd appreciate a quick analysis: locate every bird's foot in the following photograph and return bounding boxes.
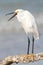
[29,54,34,61]
[28,53,35,62]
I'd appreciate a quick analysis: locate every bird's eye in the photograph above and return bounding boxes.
[16,11,19,14]
[15,10,19,14]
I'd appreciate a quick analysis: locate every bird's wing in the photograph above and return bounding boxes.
[31,15,39,40]
[24,10,39,40]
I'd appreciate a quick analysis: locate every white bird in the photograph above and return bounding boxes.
[6,9,39,54]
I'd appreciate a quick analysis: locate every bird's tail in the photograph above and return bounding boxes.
[33,30,39,40]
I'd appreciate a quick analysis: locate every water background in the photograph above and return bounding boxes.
[0,0,43,65]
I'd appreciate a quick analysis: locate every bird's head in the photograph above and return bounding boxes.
[6,9,24,21]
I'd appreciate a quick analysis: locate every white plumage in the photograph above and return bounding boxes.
[15,9,39,40]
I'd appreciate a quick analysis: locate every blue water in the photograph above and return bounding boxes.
[0,0,43,65]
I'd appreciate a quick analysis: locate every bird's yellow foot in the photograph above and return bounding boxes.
[30,54,34,61]
[27,54,34,61]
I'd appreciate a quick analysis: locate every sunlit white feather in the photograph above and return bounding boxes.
[15,9,39,40]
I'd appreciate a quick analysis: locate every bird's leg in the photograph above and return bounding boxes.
[32,36,34,54]
[27,37,30,54]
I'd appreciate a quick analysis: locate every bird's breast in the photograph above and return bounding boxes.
[21,20,33,34]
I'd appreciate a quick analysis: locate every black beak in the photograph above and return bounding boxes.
[5,12,14,15]
[6,12,17,21]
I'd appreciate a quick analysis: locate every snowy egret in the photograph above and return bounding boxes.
[6,9,39,54]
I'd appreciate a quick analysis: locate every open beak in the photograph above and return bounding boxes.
[5,12,14,15]
[6,12,17,21]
